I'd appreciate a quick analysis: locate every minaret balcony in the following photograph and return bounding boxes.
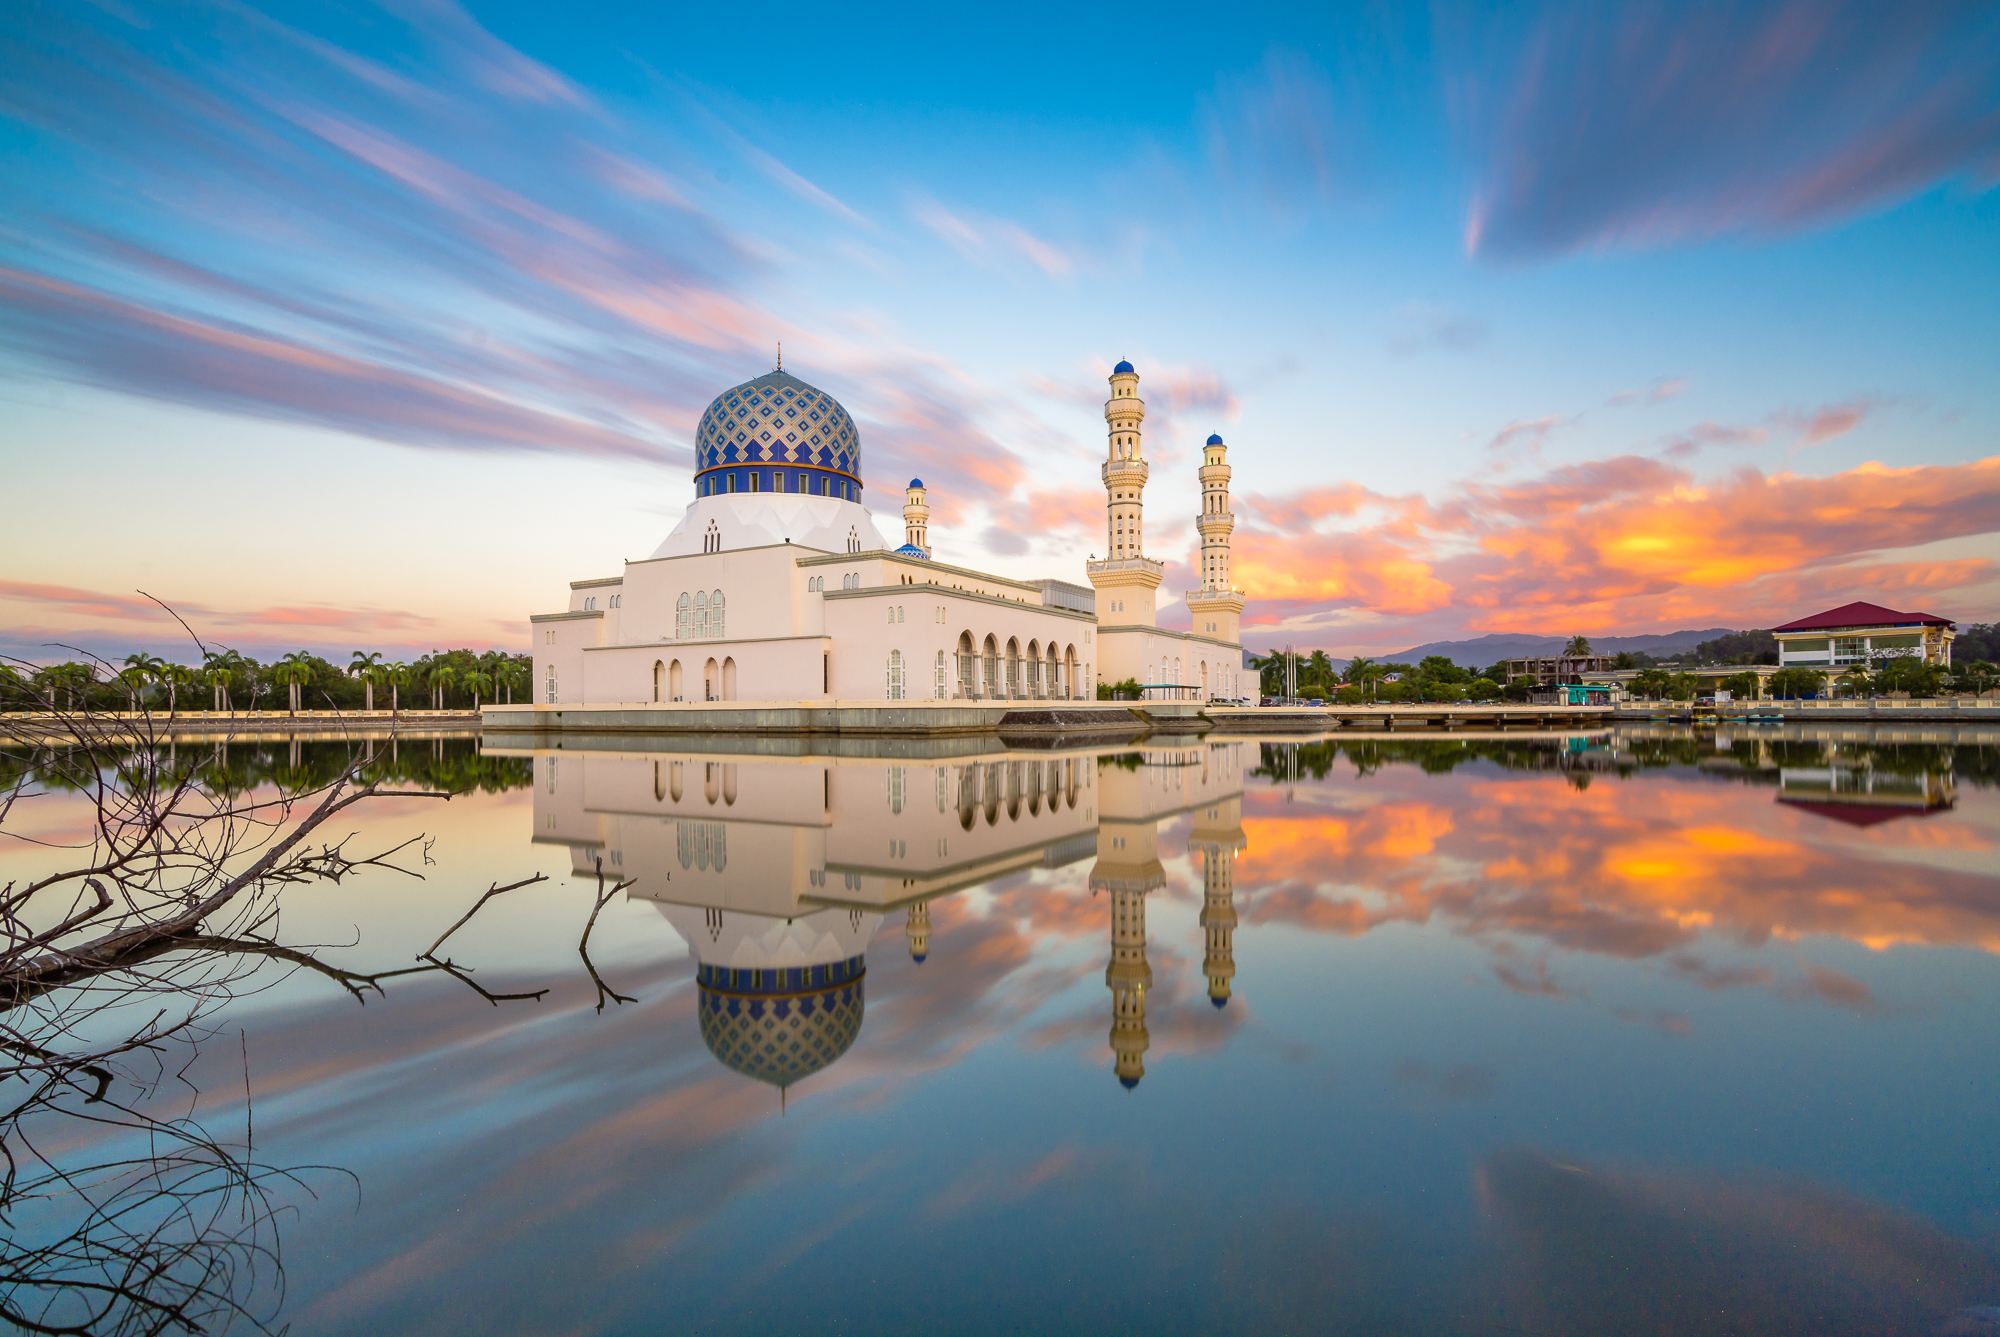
[1196,511,1235,533]
[1103,458,1150,487]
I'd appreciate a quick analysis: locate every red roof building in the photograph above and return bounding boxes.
[1773,602,1956,670]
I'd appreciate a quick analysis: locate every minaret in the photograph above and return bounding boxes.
[902,478,929,557]
[1092,811,1163,1089]
[1183,433,1246,645]
[1192,796,1247,1008]
[1086,360,1165,631]
[906,900,930,963]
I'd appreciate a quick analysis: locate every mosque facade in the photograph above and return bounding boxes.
[529,360,1247,706]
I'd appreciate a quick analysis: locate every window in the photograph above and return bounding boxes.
[749,472,760,493]
[847,527,859,554]
[695,590,708,637]
[711,590,725,638]
[544,629,555,644]
[704,521,720,554]
[609,594,621,609]
[887,649,905,700]
[676,592,691,639]
[545,665,558,704]
[935,650,947,699]
[726,474,736,493]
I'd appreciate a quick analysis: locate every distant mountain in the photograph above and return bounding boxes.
[1377,628,1737,669]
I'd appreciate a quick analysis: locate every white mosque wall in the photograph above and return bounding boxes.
[1097,625,1245,699]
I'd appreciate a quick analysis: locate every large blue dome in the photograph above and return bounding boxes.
[693,369,862,502]
[1112,359,1135,375]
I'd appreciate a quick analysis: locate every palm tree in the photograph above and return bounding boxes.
[349,651,384,712]
[1345,655,1381,702]
[430,664,458,711]
[387,661,410,715]
[274,651,315,716]
[121,652,165,709]
[162,662,198,715]
[463,668,493,709]
[114,664,152,712]
[1563,635,1592,658]
[202,650,246,712]
[498,659,525,704]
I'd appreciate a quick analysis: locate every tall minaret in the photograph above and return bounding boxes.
[1092,809,1163,1090]
[1086,361,1165,631]
[1183,432,1246,645]
[1192,796,1246,1008]
[902,478,929,557]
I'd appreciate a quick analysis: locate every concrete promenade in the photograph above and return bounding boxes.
[0,710,484,744]
[476,700,1623,737]
[1614,698,2000,724]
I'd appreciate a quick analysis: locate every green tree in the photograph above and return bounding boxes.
[387,661,411,714]
[1664,672,1700,702]
[349,650,384,711]
[1630,668,1672,700]
[1504,674,1540,702]
[274,650,316,716]
[1468,676,1500,701]
[1948,660,1997,696]
[430,663,458,710]
[1874,655,1946,698]
[1720,671,1762,701]
[462,669,494,709]
[1563,635,1592,658]
[121,652,165,709]
[1765,667,1823,699]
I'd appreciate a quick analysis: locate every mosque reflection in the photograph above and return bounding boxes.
[525,743,1248,1094]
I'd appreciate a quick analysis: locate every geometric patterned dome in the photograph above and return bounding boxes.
[692,369,863,502]
[695,956,866,1088]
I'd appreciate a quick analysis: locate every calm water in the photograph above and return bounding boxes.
[6,727,1999,1334]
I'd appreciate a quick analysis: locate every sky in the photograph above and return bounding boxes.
[1,0,1998,663]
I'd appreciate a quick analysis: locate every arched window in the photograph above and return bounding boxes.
[694,591,708,637]
[676,592,691,639]
[711,590,724,638]
[704,520,720,554]
[887,649,904,700]
[935,650,947,699]
[847,526,859,554]
[544,665,558,704]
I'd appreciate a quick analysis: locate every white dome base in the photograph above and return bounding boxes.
[652,492,894,559]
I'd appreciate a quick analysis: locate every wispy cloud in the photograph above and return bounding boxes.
[1458,2,2000,261]
[911,196,1076,277]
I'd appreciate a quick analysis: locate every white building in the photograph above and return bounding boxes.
[1772,600,1956,670]
[530,359,1248,705]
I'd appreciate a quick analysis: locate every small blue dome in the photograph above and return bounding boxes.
[1119,1074,1141,1090]
[1206,432,1225,446]
[908,477,924,489]
[1112,359,1135,375]
[911,951,927,964]
[894,542,928,558]
[1210,994,1229,1009]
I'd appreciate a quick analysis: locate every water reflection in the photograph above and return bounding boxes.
[526,742,1251,1092]
[7,727,1995,1332]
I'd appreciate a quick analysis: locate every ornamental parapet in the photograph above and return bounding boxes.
[1196,511,1235,533]
[1103,458,1150,487]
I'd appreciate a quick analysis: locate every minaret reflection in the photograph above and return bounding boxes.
[1192,796,1246,1008]
[906,901,930,964]
[1092,813,1164,1090]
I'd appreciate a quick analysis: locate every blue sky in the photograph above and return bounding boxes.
[2,0,1997,660]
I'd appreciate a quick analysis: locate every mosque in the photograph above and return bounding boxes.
[519,742,1248,1096]
[529,359,1248,706]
